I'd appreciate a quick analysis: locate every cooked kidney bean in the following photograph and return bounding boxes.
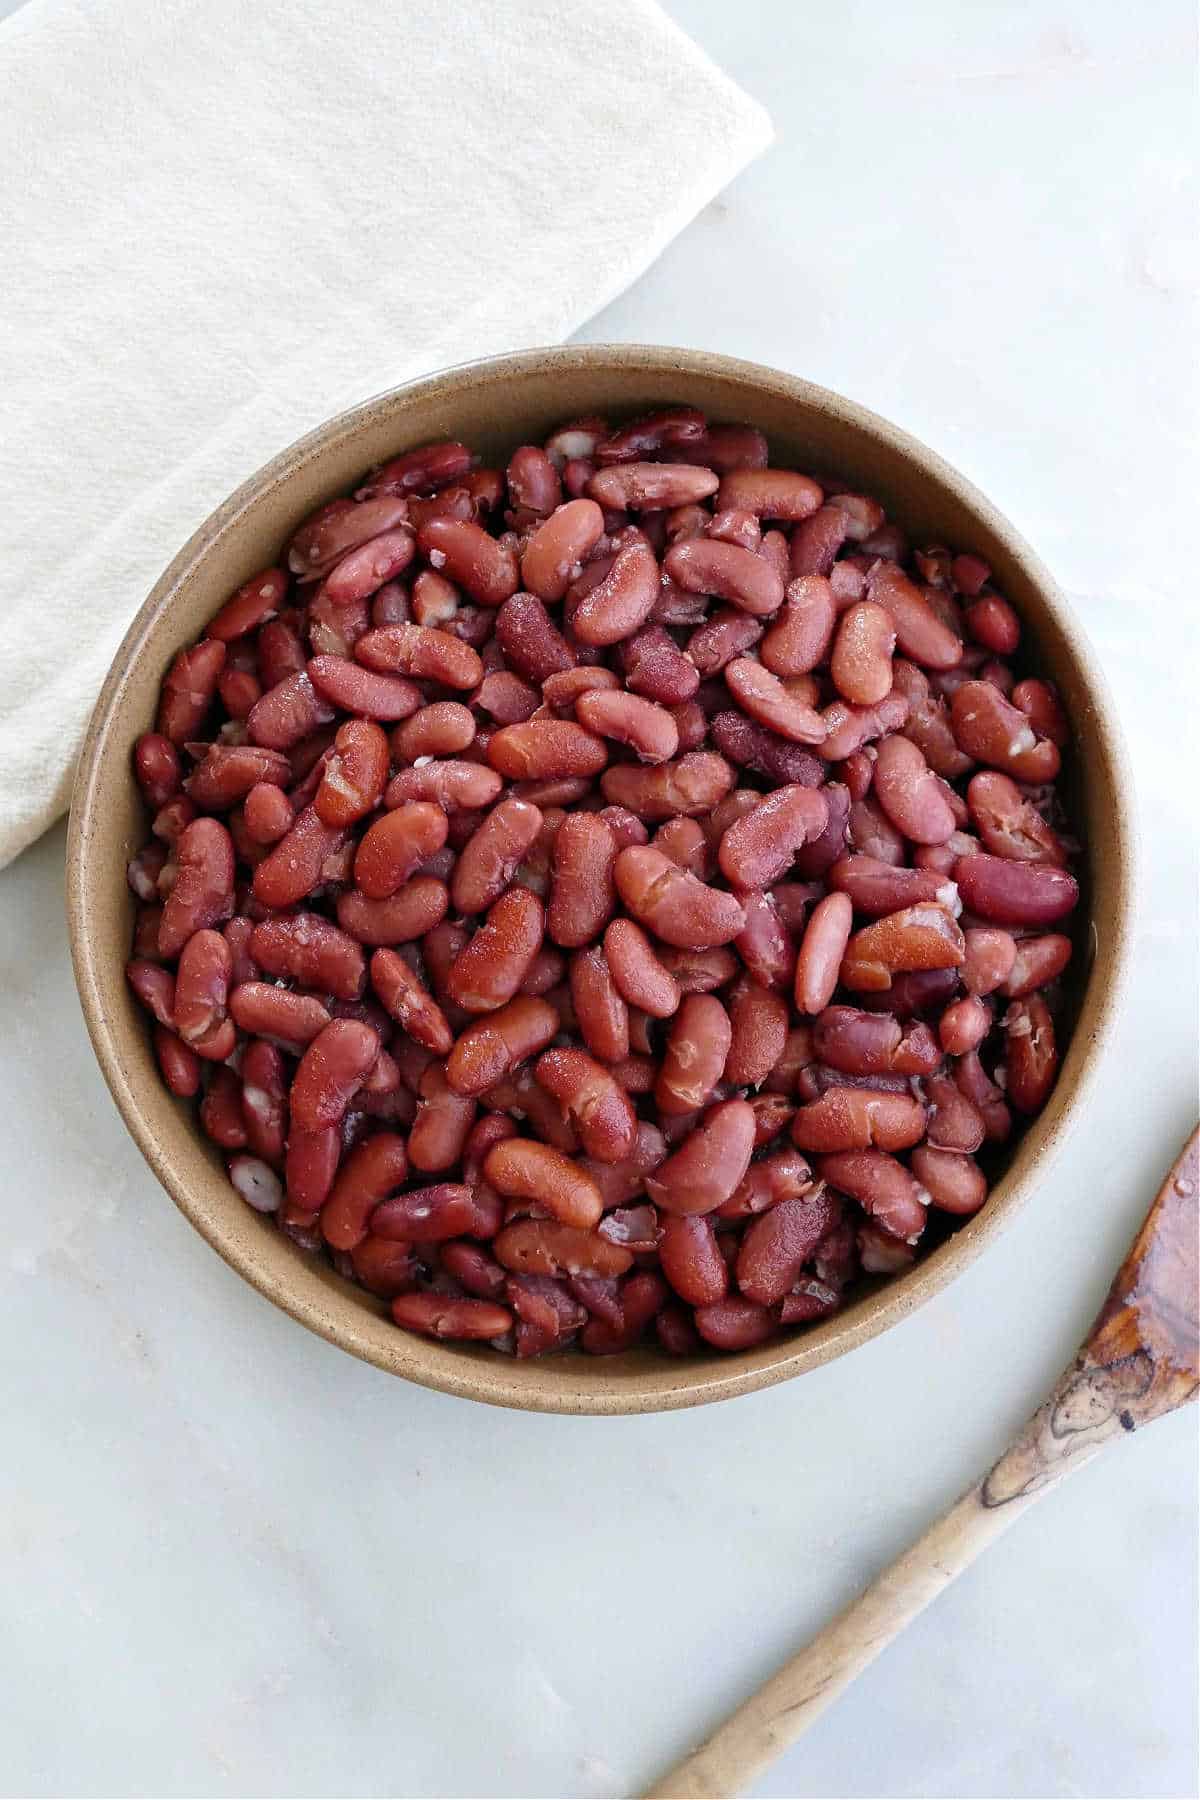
[128,407,1081,1357]
[445,996,558,1098]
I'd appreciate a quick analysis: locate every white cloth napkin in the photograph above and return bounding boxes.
[0,0,770,868]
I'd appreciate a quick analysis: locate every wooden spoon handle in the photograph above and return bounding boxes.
[643,1475,1036,1799]
[645,1128,1199,1799]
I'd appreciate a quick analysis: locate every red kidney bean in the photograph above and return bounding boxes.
[1003,994,1059,1113]
[921,1072,984,1153]
[154,1024,201,1096]
[399,1063,473,1172]
[954,852,1078,926]
[126,958,177,1028]
[1011,678,1069,747]
[369,948,452,1054]
[938,994,991,1056]
[964,595,1020,655]
[156,640,227,744]
[506,445,562,515]
[792,1087,926,1154]
[571,538,660,645]
[447,797,541,915]
[732,889,795,995]
[716,469,822,521]
[385,765,503,817]
[600,751,734,824]
[474,671,538,725]
[133,733,183,810]
[960,925,1018,995]
[245,916,362,1002]
[717,785,828,890]
[656,995,732,1116]
[706,508,761,551]
[1001,933,1073,998]
[602,919,681,1017]
[543,667,620,713]
[257,618,306,688]
[829,854,958,918]
[966,771,1066,864]
[953,1052,1012,1144]
[309,718,387,828]
[594,408,706,465]
[645,1099,756,1216]
[736,1190,838,1305]
[871,734,957,845]
[785,784,847,883]
[912,1146,987,1216]
[615,846,746,950]
[227,984,327,1049]
[415,517,518,606]
[818,1150,928,1243]
[574,690,679,765]
[203,567,287,642]
[788,506,849,578]
[173,928,235,1059]
[486,720,606,781]
[389,1292,511,1340]
[445,888,544,1012]
[848,792,905,867]
[546,814,617,949]
[685,606,762,678]
[659,1215,728,1307]
[334,879,448,948]
[392,702,475,764]
[565,945,628,1062]
[246,670,335,753]
[820,691,910,764]
[483,1138,603,1230]
[693,1296,776,1350]
[654,946,737,998]
[812,1007,940,1077]
[587,462,718,510]
[242,782,295,846]
[867,564,962,671]
[289,1019,378,1133]
[493,1219,633,1281]
[663,537,785,618]
[830,601,896,705]
[352,622,483,691]
[235,1040,286,1164]
[346,1236,417,1298]
[306,654,421,721]
[950,681,1060,782]
[200,1065,249,1149]
[841,903,966,993]
[158,818,235,957]
[720,1147,812,1221]
[794,893,854,1015]
[620,624,700,706]
[445,996,559,1097]
[534,1049,637,1163]
[250,804,346,909]
[354,802,447,900]
[724,979,790,1087]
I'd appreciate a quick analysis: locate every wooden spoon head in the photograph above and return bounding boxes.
[1081,1126,1198,1429]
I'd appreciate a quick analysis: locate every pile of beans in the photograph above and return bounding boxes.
[125,406,1079,1358]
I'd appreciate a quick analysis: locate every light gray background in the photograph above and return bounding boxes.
[1,1,1196,1797]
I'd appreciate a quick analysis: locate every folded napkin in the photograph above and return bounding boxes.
[0,0,770,868]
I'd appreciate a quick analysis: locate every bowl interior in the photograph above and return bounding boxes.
[66,346,1132,1413]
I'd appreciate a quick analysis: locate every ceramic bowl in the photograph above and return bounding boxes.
[66,345,1134,1413]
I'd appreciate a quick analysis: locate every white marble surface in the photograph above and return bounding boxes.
[1,1,1197,1796]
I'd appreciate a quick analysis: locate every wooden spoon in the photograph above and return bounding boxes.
[646,1128,1199,1800]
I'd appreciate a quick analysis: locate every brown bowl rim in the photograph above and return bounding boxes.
[65,344,1136,1414]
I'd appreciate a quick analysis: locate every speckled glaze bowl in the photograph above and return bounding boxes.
[65,345,1134,1413]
